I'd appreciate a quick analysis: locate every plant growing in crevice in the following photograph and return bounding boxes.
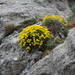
[19,25,54,53]
[42,15,68,38]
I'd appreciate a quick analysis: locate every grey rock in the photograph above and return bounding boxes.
[0,24,75,75]
[0,31,43,75]
[1,27,75,75]
[0,0,73,25]
[27,28,75,75]
[56,2,66,11]
[0,31,28,75]
[0,0,74,75]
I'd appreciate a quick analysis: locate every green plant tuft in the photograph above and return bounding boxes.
[20,18,38,26]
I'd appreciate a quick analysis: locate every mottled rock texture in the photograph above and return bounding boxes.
[0,0,75,75]
[0,28,75,75]
[0,0,73,25]
[27,28,75,75]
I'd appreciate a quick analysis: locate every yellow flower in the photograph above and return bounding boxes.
[23,42,26,46]
[27,39,32,43]
[40,34,44,38]
[26,46,31,52]
[19,25,53,52]
[36,39,40,42]
[29,43,32,46]
[40,41,43,46]
[43,15,64,23]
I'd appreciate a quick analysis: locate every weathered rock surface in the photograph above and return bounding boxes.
[0,31,27,75]
[0,0,73,25]
[0,24,75,75]
[27,28,75,75]
[0,0,75,75]
[0,31,43,75]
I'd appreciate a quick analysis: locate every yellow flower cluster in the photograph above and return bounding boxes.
[19,25,53,52]
[43,15,65,23]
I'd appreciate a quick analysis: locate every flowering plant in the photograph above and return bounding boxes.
[19,25,53,52]
[43,15,65,24]
[42,15,68,37]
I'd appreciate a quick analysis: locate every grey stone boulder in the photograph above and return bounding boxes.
[0,31,28,75]
[0,31,43,75]
[27,28,75,75]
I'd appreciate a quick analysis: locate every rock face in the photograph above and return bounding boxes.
[0,0,73,25]
[0,0,75,75]
[28,28,75,75]
[1,27,75,75]
[0,30,43,75]
[27,28,75,75]
[0,31,27,75]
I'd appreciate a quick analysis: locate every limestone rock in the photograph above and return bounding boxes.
[0,24,75,75]
[0,31,27,75]
[27,28,75,75]
[0,31,43,75]
[0,0,74,75]
[0,0,73,25]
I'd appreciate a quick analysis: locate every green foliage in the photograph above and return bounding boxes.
[47,38,65,50]
[20,18,38,26]
[54,38,65,46]
[46,38,55,50]
[67,15,75,24]
[66,14,75,29]
[46,38,54,47]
